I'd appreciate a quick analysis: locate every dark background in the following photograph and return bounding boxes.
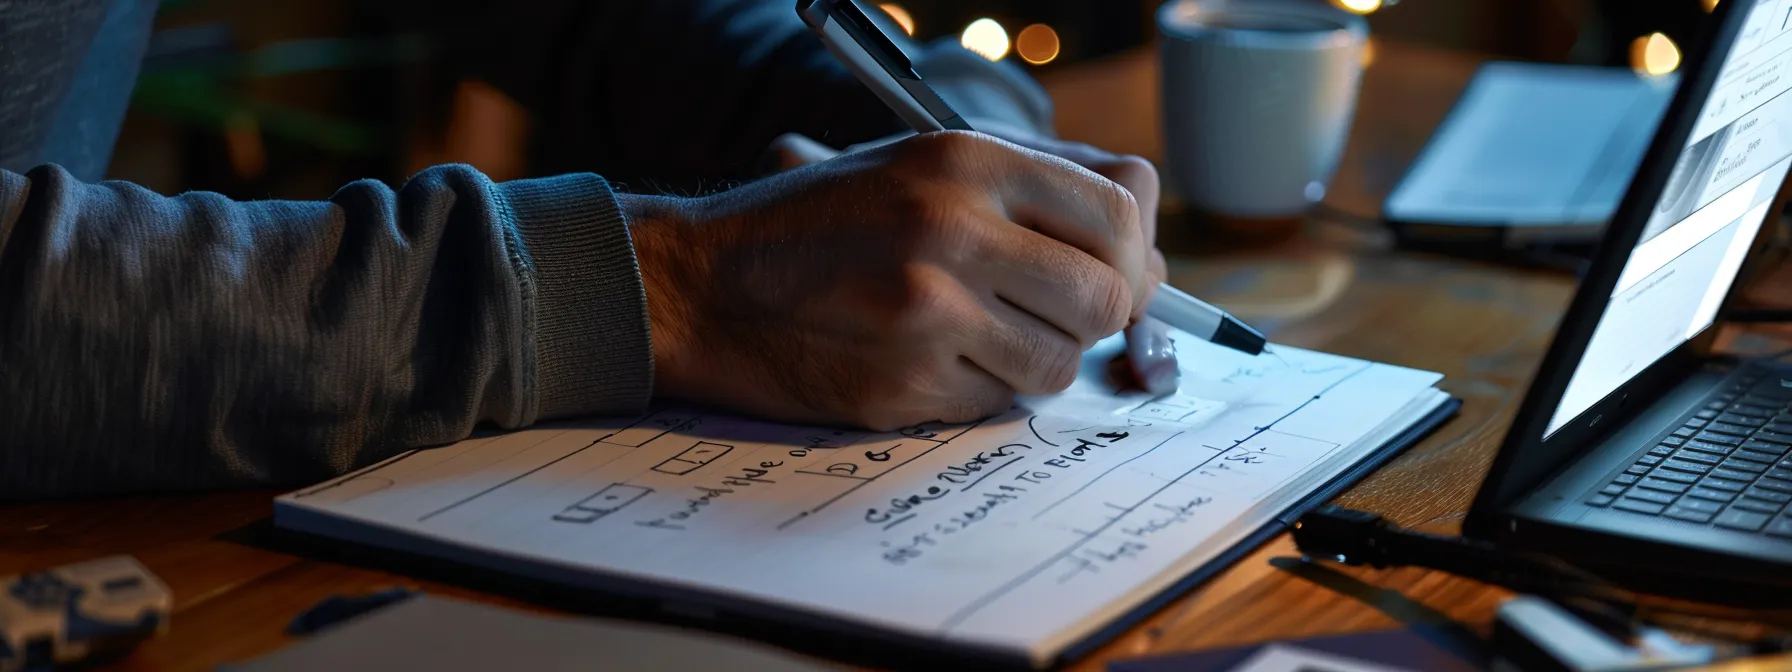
[108,0,1716,200]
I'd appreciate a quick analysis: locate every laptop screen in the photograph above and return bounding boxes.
[1546,0,1792,437]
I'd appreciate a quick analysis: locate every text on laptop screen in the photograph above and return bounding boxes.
[1547,0,1792,437]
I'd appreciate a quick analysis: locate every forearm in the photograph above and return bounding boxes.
[0,164,652,500]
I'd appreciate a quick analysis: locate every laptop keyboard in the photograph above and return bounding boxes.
[1587,368,1792,538]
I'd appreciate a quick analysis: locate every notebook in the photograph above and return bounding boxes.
[273,331,1458,669]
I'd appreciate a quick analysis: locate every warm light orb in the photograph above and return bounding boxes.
[1360,37,1377,68]
[1631,32,1682,76]
[1334,0,1381,14]
[1703,0,1719,12]
[878,3,915,36]
[961,18,1010,61]
[1016,24,1060,65]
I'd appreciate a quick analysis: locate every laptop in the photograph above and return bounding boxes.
[1464,0,1792,602]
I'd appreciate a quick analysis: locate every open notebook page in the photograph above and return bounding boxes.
[275,334,1444,665]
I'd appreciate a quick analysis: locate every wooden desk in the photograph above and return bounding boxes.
[0,40,1776,671]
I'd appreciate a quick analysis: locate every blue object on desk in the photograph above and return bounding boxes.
[1109,626,1485,672]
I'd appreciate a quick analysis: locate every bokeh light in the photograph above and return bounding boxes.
[1703,0,1720,12]
[878,4,915,36]
[1631,32,1681,76]
[1016,24,1061,65]
[1334,0,1381,14]
[961,18,1010,61]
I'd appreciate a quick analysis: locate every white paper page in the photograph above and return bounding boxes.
[277,337,1441,661]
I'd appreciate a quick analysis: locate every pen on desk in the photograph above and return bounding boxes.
[796,0,1272,358]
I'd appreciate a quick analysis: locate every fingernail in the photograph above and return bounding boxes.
[1128,321,1180,395]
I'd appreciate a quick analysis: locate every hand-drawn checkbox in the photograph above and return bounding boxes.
[652,441,735,475]
[552,483,653,523]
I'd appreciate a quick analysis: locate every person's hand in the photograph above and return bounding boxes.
[763,125,1180,395]
[622,130,1155,430]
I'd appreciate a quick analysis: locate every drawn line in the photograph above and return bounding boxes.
[959,455,1026,492]
[1104,502,1129,512]
[1027,416,1062,447]
[418,439,604,522]
[1030,432,1184,522]
[290,450,418,498]
[1258,428,1343,447]
[941,437,1218,631]
[943,364,1377,630]
[777,417,992,530]
[882,513,919,530]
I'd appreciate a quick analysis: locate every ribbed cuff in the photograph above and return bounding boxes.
[499,173,653,420]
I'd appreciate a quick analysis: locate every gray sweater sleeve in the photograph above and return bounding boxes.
[0,163,653,500]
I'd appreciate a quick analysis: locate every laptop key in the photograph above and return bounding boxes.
[1769,467,1792,480]
[1700,476,1748,491]
[1745,488,1792,503]
[1687,419,1711,429]
[1711,467,1759,481]
[1715,509,1772,532]
[1741,439,1788,454]
[1638,455,1665,466]
[1683,440,1736,456]
[1706,422,1754,437]
[1662,436,1687,447]
[1674,427,1698,439]
[1719,413,1766,427]
[1753,430,1792,445]
[1661,459,1713,475]
[1732,449,1783,464]
[1624,489,1677,505]
[1673,450,1722,465]
[1754,478,1792,493]
[1664,506,1715,524]
[1696,409,1720,420]
[1767,518,1792,539]
[1650,445,1675,457]
[1614,499,1668,516]
[1587,494,1615,507]
[1673,497,1723,514]
[1732,498,1784,515]
[1637,478,1691,493]
[1696,432,1744,447]
[1719,458,1768,474]
[1767,422,1792,435]
[1626,464,1651,476]
[1686,487,1737,502]
[1615,473,1641,485]
[1651,469,1700,484]
[1600,483,1628,496]
[1729,405,1775,419]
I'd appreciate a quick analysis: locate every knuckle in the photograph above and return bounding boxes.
[943,386,1014,424]
[1100,178,1142,244]
[904,130,995,174]
[1086,267,1134,337]
[1009,328,1081,394]
[896,265,959,327]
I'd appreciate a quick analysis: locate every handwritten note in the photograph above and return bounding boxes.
[276,335,1445,665]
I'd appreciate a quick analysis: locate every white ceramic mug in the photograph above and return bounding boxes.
[1157,0,1368,219]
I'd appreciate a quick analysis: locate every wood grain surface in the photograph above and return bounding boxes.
[1,39,1783,671]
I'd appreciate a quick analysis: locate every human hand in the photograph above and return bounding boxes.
[624,131,1155,430]
[763,125,1180,395]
